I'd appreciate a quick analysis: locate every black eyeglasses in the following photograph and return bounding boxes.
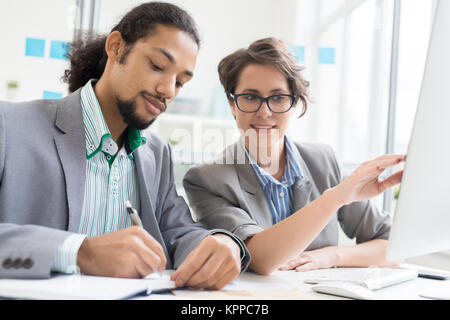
[231,93,296,113]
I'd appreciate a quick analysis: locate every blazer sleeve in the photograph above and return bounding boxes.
[0,110,5,185]
[156,144,250,271]
[0,224,74,279]
[0,104,75,279]
[183,165,264,242]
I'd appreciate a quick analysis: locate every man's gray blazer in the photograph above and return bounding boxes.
[0,90,248,279]
[183,140,392,250]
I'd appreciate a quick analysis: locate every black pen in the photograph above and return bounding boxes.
[125,200,164,279]
[124,200,143,227]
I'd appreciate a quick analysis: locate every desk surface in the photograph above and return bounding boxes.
[138,264,450,300]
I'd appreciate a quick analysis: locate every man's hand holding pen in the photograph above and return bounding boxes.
[77,226,167,278]
[77,201,241,290]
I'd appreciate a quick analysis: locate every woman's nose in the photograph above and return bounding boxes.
[255,99,272,118]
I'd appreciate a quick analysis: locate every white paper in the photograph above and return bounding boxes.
[0,274,176,300]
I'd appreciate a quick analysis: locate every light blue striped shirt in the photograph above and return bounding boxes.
[242,136,303,224]
[51,79,146,273]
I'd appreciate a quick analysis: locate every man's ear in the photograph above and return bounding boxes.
[105,31,126,62]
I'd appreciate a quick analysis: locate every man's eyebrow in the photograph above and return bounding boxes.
[154,47,175,63]
[152,47,194,77]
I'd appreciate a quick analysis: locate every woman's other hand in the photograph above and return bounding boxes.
[278,246,339,272]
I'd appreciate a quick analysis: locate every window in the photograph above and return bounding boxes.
[289,0,394,209]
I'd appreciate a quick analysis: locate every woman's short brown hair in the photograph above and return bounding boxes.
[218,37,310,117]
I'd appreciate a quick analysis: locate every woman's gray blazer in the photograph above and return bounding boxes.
[183,140,391,250]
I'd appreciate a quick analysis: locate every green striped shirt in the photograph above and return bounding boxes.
[51,79,146,273]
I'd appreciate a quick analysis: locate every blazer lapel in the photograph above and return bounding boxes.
[234,138,315,225]
[292,177,314,212]
[233,142,273,229]
[134,145,173,265]
[134,146,167,247]
[290,142,314,212]
[53,90,86,232]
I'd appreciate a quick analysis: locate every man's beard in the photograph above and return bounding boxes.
[115,95,157,130]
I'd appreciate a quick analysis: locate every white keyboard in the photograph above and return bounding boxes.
[304,267,418,290]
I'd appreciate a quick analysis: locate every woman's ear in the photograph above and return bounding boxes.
[228,99,236,119]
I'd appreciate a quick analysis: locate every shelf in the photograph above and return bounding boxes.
[146,113,240,164]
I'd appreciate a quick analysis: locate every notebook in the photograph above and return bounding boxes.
[303,267,418,290]
[0,273,177,300]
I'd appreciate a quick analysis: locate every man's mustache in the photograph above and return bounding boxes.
[142,92,167,111]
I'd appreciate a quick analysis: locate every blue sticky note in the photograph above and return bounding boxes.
[289,45,305,63]
[25,38,45,58]
[49,41,69,60]
[43,91,63,99]
[318,47,335,64]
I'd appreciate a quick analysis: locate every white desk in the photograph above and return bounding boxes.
[269,266,447,300]
[138,264,450,300]
[0,264,447,300]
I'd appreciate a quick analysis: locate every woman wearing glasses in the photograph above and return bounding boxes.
[183,38,404,275]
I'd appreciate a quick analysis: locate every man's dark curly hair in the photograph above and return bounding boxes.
[62,2,200,93]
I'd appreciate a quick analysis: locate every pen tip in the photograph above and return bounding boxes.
[124,200,132,208]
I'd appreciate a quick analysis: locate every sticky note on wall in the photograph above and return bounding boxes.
[318,47,335,64]
[25,38,45,57]
[49,41,69,60]
[43,91,63,99]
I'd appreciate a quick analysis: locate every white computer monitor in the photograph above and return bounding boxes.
[386,0,450,262]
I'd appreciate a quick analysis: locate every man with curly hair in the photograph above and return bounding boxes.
[0,2,248,290]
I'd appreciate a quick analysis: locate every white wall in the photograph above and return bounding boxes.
[0,0,75,101]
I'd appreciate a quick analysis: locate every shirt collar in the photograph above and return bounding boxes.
[283,135,304,183]
[80,79,147,159]
[241,135,303,188]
